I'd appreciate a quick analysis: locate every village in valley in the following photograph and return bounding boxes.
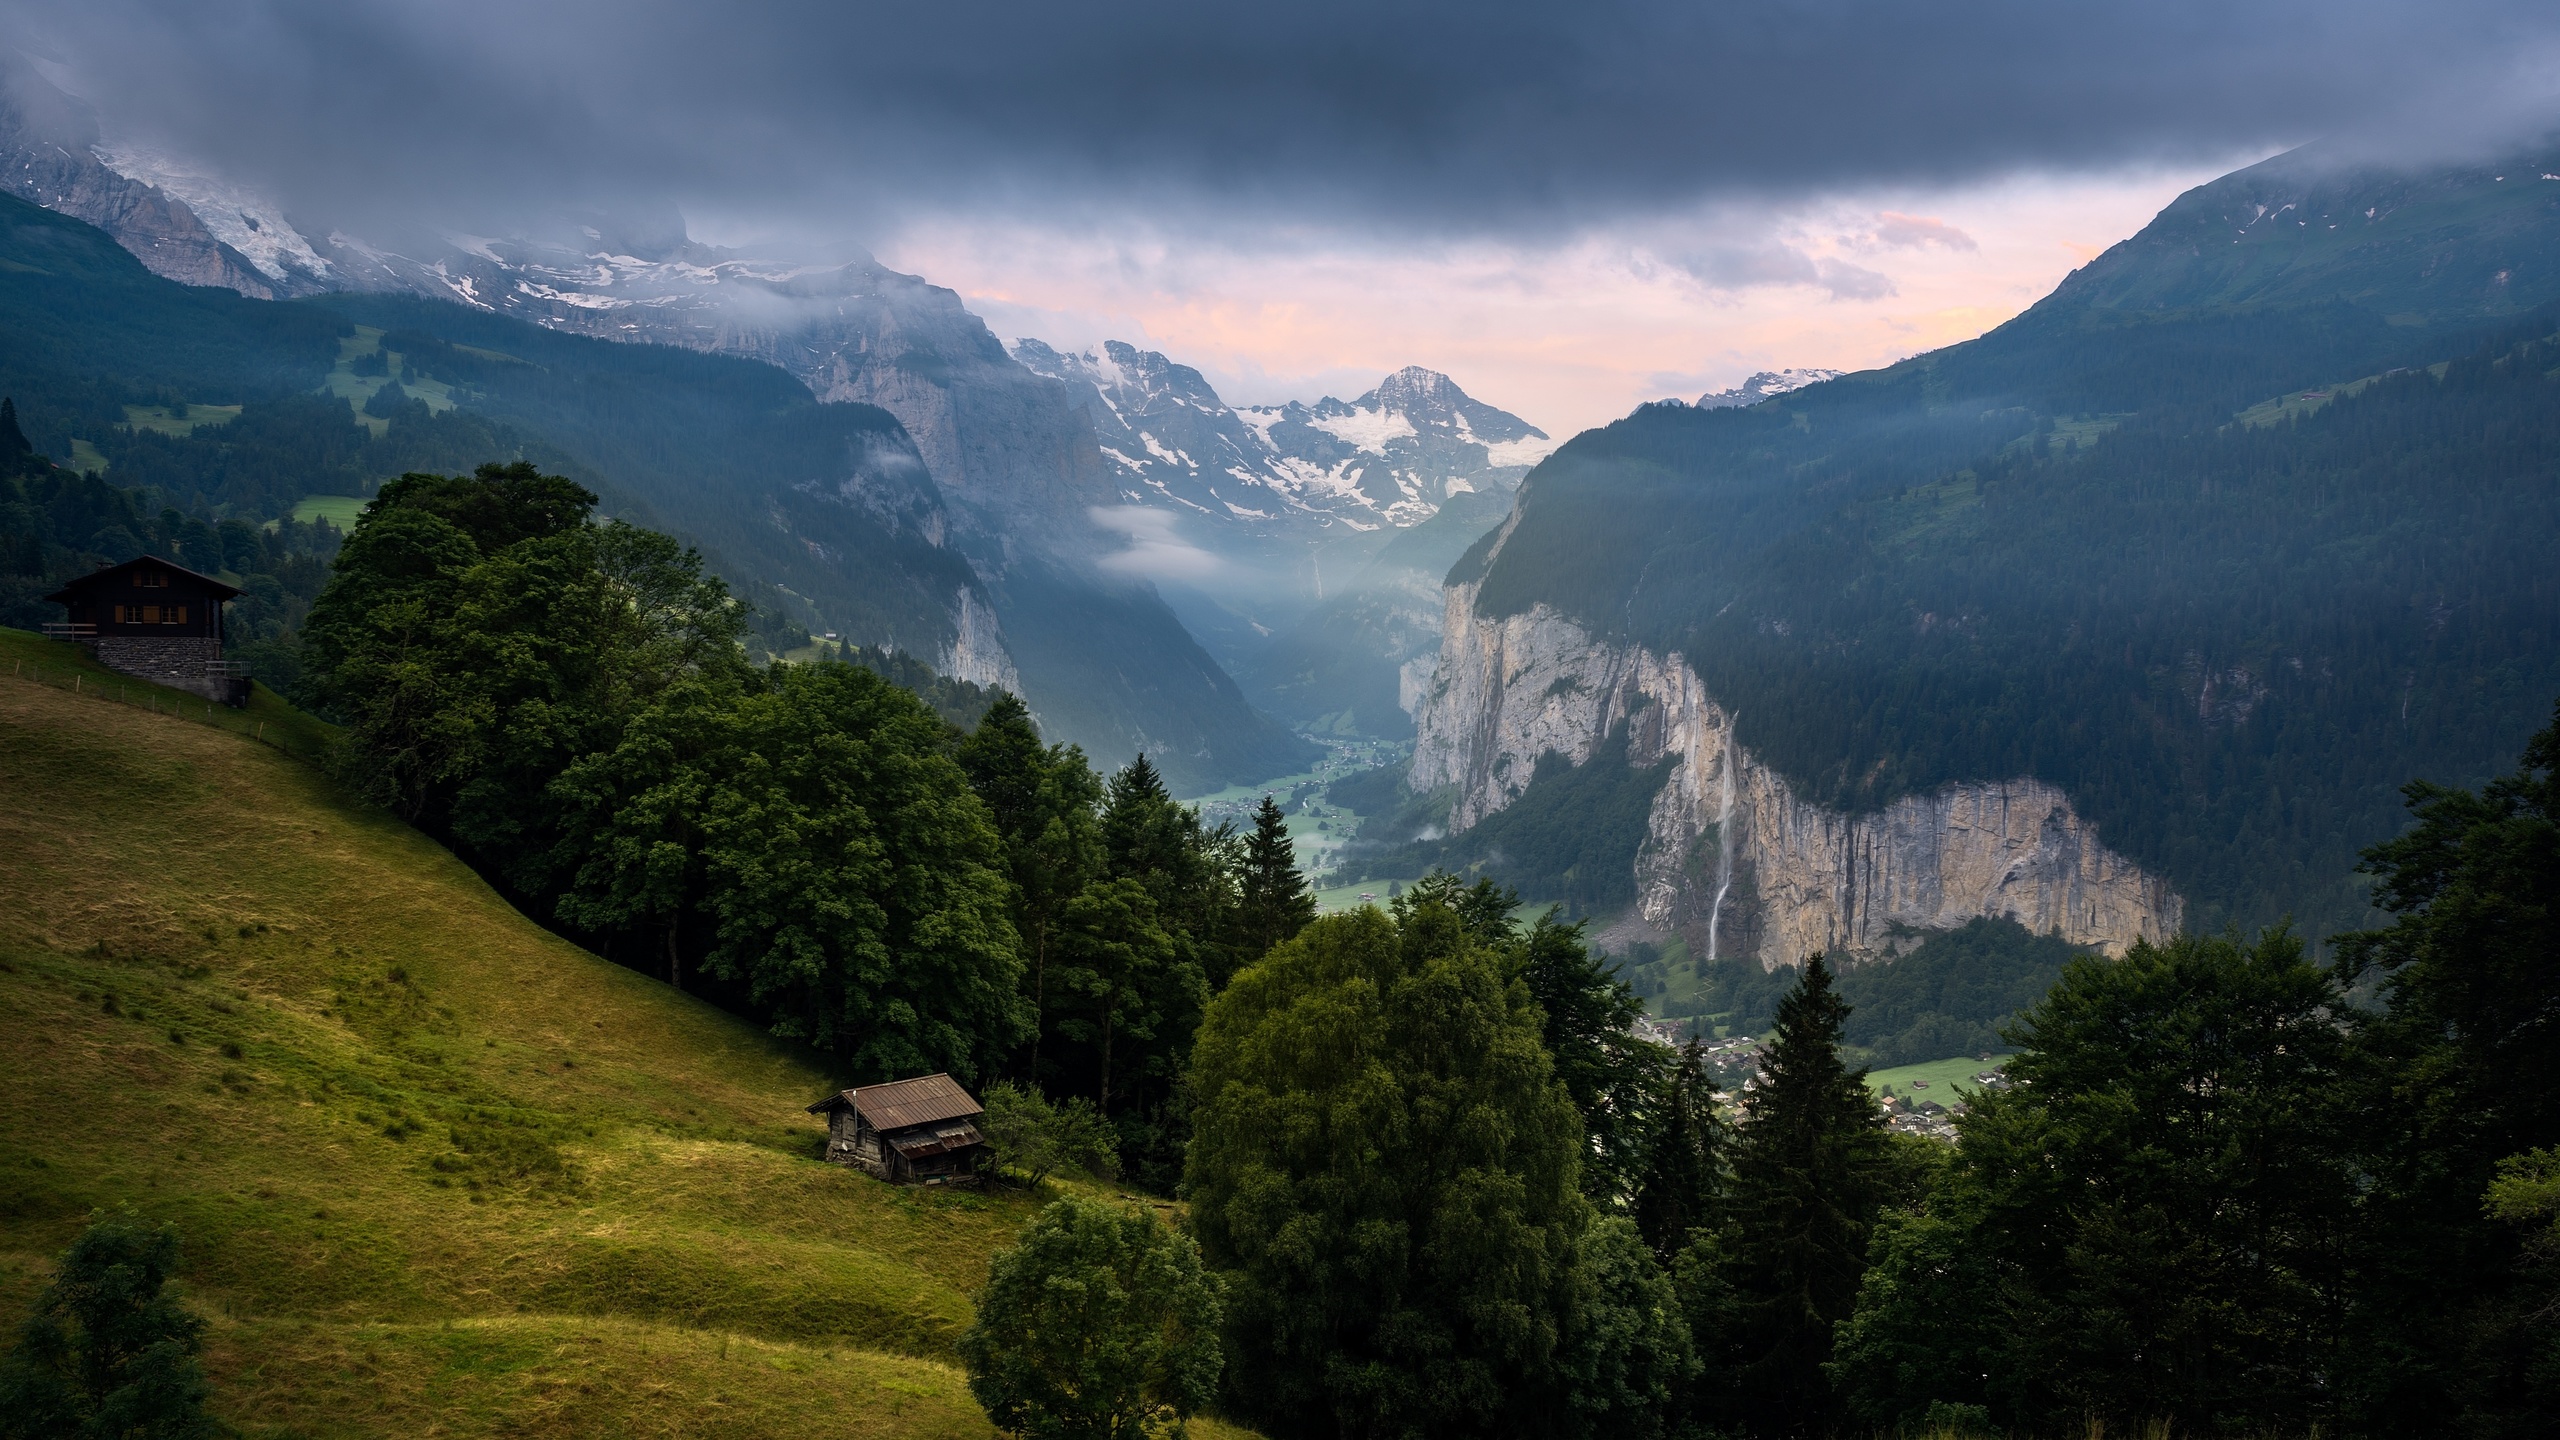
[1630,1014,2011,1142]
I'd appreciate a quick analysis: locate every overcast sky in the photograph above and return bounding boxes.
[11,0,2560,432]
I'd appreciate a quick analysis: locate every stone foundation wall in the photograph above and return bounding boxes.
[90,637,247,706]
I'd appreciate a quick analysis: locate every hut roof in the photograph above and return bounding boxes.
[887,1121,985,1160]
[44,555,242,604]
[806,1073,982,1132]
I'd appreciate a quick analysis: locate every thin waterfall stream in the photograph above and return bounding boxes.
[1706,724,1739,963]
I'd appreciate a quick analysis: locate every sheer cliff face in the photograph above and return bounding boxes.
[0,58,295,298]
[705,266,1118,546]
[1411,580,2182,969]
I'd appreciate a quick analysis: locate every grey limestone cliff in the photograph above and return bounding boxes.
[0,55,294,298]
[1410,576,2182,969]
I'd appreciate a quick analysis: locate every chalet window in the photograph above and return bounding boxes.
[169,606,187,625]
[135,572,168,588]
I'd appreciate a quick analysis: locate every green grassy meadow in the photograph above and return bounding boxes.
[290,494,372,529]
[0,628,336,763]
[123,402,244,437]
[0,635,1253,1438]
[1865,1054,2009,1104]
[323,325,458,436]
[1310,878,1408,915]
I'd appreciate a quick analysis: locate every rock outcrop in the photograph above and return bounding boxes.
[0,55,293,298]
[1411,579,2182,968]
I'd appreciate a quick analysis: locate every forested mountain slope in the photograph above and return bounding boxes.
[1405,142,2560,945]
[0,191,973,661]
[0,192,1310,787]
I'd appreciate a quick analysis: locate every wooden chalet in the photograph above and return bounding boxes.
[807,1073,987,1185]
[43,556,250,706]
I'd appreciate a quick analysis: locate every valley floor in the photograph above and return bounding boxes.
[0,634,1250,1438]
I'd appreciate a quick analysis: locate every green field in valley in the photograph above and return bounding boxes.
[290,493,372,529]
[123,402,243,437]
[1865,1054,2010,1105]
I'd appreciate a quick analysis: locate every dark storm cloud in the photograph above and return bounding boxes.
[9,0,2560,241]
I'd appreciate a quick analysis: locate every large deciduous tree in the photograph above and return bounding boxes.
[695,662,1027,1081]
[305,463,1028,1082]
[1184,897,1587,1440]
[299,461,745,889]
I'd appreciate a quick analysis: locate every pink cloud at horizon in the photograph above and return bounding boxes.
[881,162,2253,441]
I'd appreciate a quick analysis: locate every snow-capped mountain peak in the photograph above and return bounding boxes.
[1695,367,1844,408]
[92,145,334,287]
[1011,340,1551,533]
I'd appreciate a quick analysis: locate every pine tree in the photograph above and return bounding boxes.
[957,693,1047,844]
[1077,755,1236,1188]
[1101,755,1186,884]
[0,397,28,456]
[1708,954,1893,1434]
[959,697,1105,1087]
[1633,1039,1726,1262]
[2333,699,2560,1433]
[1517,910,1663,1203]
[1235,795,1314,966]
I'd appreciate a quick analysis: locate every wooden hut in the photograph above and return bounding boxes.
[43,556,249,706]
[806,1074,987,1185]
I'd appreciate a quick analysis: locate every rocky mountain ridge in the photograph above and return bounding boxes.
[0,55,299,298]
[1010,340,1548,535]
[0,55,1319,785]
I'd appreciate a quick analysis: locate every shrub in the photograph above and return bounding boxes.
[0,1211,215,1439]
[960,1197,1223,1440]
[981,1081,1118,1188]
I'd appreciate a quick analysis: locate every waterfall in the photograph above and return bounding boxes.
[1707,725,1739,963]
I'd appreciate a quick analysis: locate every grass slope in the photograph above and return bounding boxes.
[0,635,1248,1438]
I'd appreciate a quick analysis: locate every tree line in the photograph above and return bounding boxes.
[295,461,1318,1185]
[967,709,2557,1440]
